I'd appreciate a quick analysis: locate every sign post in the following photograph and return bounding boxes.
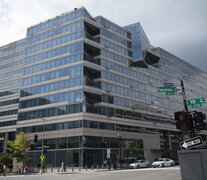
[187,98,205,108]
[180,136,203,150]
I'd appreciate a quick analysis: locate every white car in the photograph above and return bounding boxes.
[152,158,174,168]
[129,160,150,169]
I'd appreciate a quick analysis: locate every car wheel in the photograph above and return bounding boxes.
[153,165,156,168]
[147,164,150,168]
[161,163,165,167]
[171,163,173,166]
[137,165,140,169]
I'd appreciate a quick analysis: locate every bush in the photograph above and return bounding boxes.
[0,154,13,166]
[7,164,13,169]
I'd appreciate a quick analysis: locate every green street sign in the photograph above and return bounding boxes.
[166,92,175,95]
[192,103,202,108]
[187,98,205,106]
[157,87,177,92]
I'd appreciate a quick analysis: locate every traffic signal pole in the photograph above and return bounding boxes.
[180,80,189,112]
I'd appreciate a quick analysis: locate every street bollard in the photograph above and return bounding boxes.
[79,166,81,171]
[72,166,74,172]
[97,164,98,170]
[58,168,59,172]
[107,164,108,170]
[102,164,103,170]
[51,167,53,172]
[85,165,87,171]
[92,165,93,171]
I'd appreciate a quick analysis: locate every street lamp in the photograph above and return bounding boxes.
[117,133,122,168]
[41,118,46,157]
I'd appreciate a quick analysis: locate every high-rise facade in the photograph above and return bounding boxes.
[0,7,207,167]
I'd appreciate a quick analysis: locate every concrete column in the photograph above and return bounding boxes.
[167,131,172,150]
[3,132,8,153]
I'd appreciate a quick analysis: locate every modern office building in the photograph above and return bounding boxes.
[0,7,207,167]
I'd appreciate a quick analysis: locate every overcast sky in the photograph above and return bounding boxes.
[0,0,206,71]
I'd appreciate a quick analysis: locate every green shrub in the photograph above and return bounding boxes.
[0,154,13,166]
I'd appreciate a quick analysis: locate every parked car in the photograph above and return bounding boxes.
[152,158,174,168]
[129,160,150,169]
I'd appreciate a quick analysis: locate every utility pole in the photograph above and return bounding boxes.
[180,80,189,112]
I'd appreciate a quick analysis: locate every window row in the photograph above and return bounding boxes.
[0,109,18,117]
[92,106,173,125]
[0,59,23,71]
[17,119,146,139]
[0,41,25,55]
[18,103,82,121]
[101,38,131,56]
[101,28,130,47]
[20,89,83,109]
[101,49,130,65]
[0,69,22,79]
[24,41,83,65]
[23,53,82,75]
[0,50,24,62]
[27,20,82,44]
[101,82,183,111]
[0,99,19,107]
[96,17,129,38]
[0,79,21,88]
[21,77,83,97]
[0,89,20,97]
[0,120,16,127]
[22,64,82,86]
[26,31,83,55]
[27,9,82,36]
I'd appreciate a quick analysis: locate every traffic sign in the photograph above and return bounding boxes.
[187,98,205,106]
[157,87,177,92]
[176,87,182,93]
[163,83,174,87]
[40,154,45,161]
[192,104,202,108]
[166,92,175,95]
[180,136,203,150]
[107,148,111,159]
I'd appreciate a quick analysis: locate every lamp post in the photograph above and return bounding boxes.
[41,118,45,157]
[117,133,122,168]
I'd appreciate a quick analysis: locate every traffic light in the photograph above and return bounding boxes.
[43,147,47,155]
[174,111,188,131]
[102,141,107,148]
[185,112,194,132]
[34,134,38,143]
[193,112,206,131]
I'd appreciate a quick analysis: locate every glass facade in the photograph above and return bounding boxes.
[0,7,207,167]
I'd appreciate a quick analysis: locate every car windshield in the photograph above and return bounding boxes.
[156,158,164,161]
[134,160,140,163]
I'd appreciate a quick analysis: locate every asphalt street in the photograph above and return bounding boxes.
[2,166,181,180]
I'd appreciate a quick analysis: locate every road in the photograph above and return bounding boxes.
[3,166,181,180]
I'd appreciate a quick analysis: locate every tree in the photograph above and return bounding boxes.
[123,141,143,159]
[161,146,171,158]
[7,132,34,170]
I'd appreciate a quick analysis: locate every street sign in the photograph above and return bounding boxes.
[166,92,175,95]
[187,98,205,106]
[192,104,202,108]
[180,136,203,150]
[163,83,174,87]
[157,87,177,92]
[40,154,45,161]
[107,148,111,159]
